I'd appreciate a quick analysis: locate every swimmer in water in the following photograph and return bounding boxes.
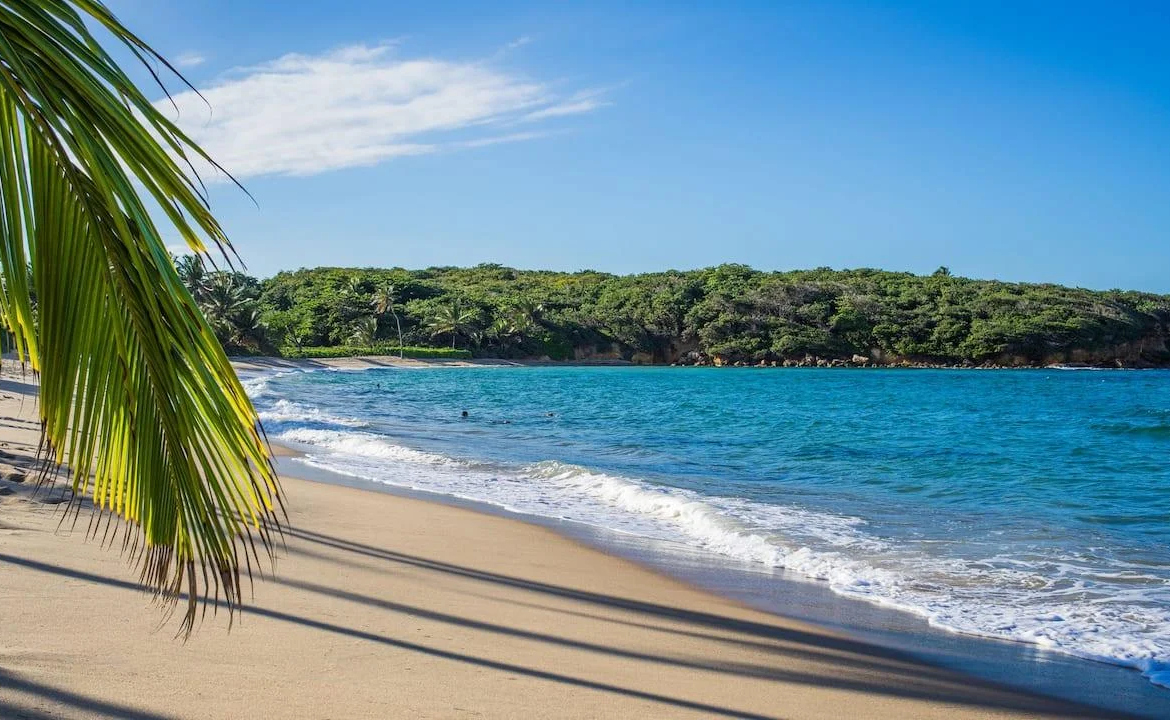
[461,410,469,418]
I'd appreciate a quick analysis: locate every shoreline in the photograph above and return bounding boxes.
[275,443,1170,719]
[232,354,1169,372]
[0,368,1158,718]
[242,356,1170,715]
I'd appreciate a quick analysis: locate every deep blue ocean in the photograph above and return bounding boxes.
[244,365,1170,689]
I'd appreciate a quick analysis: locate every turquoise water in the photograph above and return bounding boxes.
[245,366,1170,688]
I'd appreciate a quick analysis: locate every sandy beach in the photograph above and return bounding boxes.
[0,367,1128,719]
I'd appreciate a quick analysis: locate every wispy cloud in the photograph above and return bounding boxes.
[157,43,607,180]
[457,130,557,149]
[175,51,206,68]
[522,89,609,122]
[506,36,532,50]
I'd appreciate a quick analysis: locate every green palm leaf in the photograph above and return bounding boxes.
[424,300,479,349]
[0,0,281,633]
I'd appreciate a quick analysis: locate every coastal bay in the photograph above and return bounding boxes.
[0,367,1140,720]
[5,363,1169,718]
[4,3,1168,718]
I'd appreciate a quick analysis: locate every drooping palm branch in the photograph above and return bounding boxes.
[0,1,281,633]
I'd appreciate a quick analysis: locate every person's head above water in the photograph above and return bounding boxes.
[461,410,468,418]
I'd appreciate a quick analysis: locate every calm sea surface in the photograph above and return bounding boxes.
[245,366,1170,689]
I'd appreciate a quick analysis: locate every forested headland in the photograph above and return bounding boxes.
[177,258,1170,368]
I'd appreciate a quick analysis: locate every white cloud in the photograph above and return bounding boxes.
[158,43,606,181]
[522,89,609,122]
[506,36,532,50]
[175,52,206,68]
[457,130,556,149]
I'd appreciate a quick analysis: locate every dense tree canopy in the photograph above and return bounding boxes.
[186,261,1170,367]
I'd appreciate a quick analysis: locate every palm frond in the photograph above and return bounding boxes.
[348,316,379,346]
[0,0,281,634]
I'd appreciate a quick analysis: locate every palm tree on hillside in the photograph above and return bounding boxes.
[231,308,267,348]
[199,273,250,338]
[488,316,517,347]
[176,254,208,298]
[344,275,366,295]
[512,299,544,329]
[487,300,544,351]
[371,281,404,357]
[348,316,379,346]
[507,299,543,339]
[194,272,268,351]
[425,301,479,349]
[0,1,280,632]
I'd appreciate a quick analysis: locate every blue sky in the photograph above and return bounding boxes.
[111,1,1169,291]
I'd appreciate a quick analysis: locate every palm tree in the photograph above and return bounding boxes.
[175,254,208,300]
[194,271,269,351]
[344,275,366,297]
[511,299,544,331]
[370,281,404,358]
[487,300,543,351]
[424,301,479,349]
[348,316,379,346]
[199,273,251,341]
[488,315,516,346]
[0,2,280,632]
[231,308,267,349]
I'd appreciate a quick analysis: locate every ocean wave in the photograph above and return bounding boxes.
[258,399,368,428]
[561,468,1170,685]
[276,427,464,467]
[522,460,897,588]
[1046,365,1116,371]
[528,460,790,565]
[240,368,314,399]
[284,429,1170,688]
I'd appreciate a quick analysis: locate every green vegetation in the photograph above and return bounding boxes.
[0,1,280,631]
[184,262,1170,367]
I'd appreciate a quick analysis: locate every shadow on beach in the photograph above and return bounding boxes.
[0,519,1141,720]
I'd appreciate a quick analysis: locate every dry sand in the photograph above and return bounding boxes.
[0,367,1123,719]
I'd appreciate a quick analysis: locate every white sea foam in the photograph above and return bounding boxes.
[1046,365,1128,371]
[263,398,1170,689]
[258,399,367,428]
[277,428,462,467]
[240,375,273,397]
[240,368,312,399]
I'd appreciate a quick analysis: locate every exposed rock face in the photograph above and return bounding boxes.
[563,328,1170,369]
[662,339,700,364]
[1038,336,1170,368]
[573,343,624,362]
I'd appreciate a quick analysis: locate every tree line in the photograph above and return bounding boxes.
[177,259,1170,367]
